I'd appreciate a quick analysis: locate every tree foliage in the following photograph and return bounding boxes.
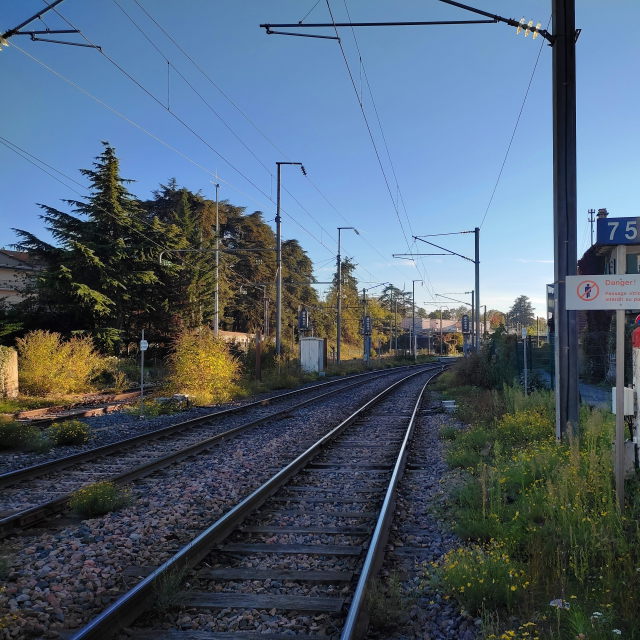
[11,144,322,352]
[508,295,535,329]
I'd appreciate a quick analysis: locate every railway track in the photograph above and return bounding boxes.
[0,364,439,537]
[68,366,442,640]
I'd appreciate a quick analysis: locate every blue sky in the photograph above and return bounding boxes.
[2,0,639,317]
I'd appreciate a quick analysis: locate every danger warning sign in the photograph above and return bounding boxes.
[566,275,640,310]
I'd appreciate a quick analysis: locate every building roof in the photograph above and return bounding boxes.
[0,249,40,270]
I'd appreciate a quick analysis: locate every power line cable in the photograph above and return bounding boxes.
[338,0,435,299]
[479,16,550,229]
[28,2,406,289]
[77,1,339,251]
[10,40,334,260]
[323,1,430,292]
[131,0,290,159]
[1,135,175,254]
[121,0,406,286]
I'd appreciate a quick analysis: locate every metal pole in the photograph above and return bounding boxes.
[275,163,282,356]
[337,230,342,364]
[552,0,579,440]
[362,287,367,361]
[394,296,398,355]
[440,308,443,356]
[412,280,416,360]
[523,328,528,394]
[483,304,487,339]
[140,329,144,400]
[474,227,480,350]
[470,291,475,351]
[615,244,626,509]
[214,183,220,336]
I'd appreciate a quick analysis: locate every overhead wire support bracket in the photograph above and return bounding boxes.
[264,28,339,40]
[261,19,497,31]
[25,35,101,49]
[1,0,101,50]
[436,0,555,44]
[412,235,475,264]
[392,253,450,257]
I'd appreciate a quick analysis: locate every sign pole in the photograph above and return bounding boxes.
[139,329,146,418]
[615,244,626,509]
[522,327,528,394]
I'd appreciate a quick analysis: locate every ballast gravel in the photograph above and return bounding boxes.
[366,402,479,640]
[0,369,421,639]
[0,370,396,476]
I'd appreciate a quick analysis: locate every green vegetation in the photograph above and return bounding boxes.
[0,420,50,452]
[166,327,241,405]
[151,566,188,612]
[47,419,90,446]
[366,572,411,631]
[0,556,10,580]
[16,330,107,396]
[431,358,640,639]
[124,396,190,417]
[68,481,131,517]
[0,396,57,414]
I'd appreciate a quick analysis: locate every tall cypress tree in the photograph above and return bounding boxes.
[14,142,161,350]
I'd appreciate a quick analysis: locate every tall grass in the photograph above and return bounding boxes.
[435,384,640,637]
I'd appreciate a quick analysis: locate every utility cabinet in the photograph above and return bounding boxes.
[300,337,326,373]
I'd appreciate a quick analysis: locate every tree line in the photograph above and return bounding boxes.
[1,143,544,355]
[1,143,414,354]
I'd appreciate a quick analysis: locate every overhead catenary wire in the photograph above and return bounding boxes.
[1,136,178,255]
[9,40,335,262]
[479,16,550,229]
[2,135,332,328]
[103,1,392,285]
[119,0,413,289]
[72,1,339,253]
[24,2,410,292]
[323,1,432,298]
[337,0,435,299]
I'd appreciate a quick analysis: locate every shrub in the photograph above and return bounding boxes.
[69,481,131,516]
[445,427,492,469]
[432,541,529,613]
[48,419,90,446]
[125,397,190,417]
[439,425,459,441]
[166,327,240,405]
[494,409,554,448]
[0,421,50,452]
[16,330,107,396]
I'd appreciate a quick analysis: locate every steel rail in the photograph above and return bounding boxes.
[0,363,426,489]
[69,367,438,640]
[341,370,441,639]
[0,364,440,537]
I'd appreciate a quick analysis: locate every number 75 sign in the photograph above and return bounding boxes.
[597,217,640,245]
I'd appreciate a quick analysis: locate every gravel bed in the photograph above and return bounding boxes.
[0,369,407,476]
[118,373,435,639]
[0,369,420,639]
[366,398,479,640]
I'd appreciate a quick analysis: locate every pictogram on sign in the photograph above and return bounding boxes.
[577,280,600,302]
